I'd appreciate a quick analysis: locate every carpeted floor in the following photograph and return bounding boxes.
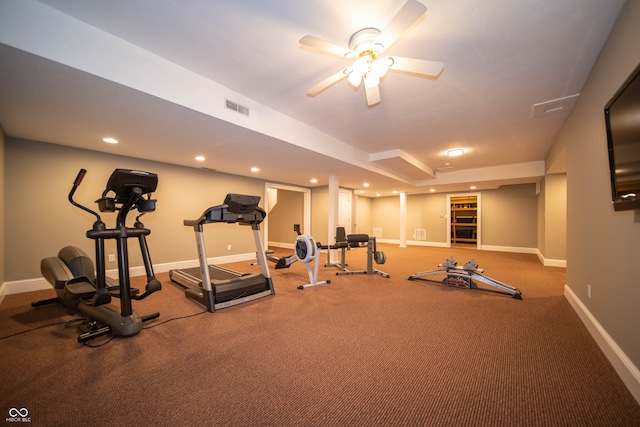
[1,244,639,426]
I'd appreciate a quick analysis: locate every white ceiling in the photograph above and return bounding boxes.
[0,0,625,196]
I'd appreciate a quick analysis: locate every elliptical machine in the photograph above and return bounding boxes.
[33,168,162,343]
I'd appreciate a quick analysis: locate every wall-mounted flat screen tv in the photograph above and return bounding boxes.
[604,62,640,211]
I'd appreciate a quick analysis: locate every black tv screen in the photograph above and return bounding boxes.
[604,62,640,211]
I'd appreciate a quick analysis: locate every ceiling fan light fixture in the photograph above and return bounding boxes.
[348,27,382,53]
[370,57,392,78]
[447,148,465,157]
[364,72,380,88]
[348,70,363,87]
[300,0,439,106]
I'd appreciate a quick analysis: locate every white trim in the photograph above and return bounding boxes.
[535,248,567,267]
[481,245,538,254]
[564,284,640,405]
[376,238,448,248]
[268,241,295,250]
[0,278,50,295]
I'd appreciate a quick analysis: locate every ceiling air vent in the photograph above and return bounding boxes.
[225,99,250,117]
[436,166,456,173]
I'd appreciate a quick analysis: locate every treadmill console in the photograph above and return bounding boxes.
[224,194,260,214]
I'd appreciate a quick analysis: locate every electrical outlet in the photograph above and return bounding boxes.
[227,244,232,251]
[587,284,591,299]
[108,254,116,263]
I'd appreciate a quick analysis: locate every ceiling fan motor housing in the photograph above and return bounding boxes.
[348,28,383,56]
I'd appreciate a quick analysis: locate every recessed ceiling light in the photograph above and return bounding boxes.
[376,193,381,197]
[195,155,205,161]
[446,148,465,157]
[470,185,477,190]
[310,178,318,183]
[251,167,260,173]
[363,182,370,187]
[359,190,365,194]
[430,189,436,192]
[102,137,118,144]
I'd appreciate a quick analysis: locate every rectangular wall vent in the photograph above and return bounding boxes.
[414,229,427,241]
[372,228,382,238]
[225,99,250,117]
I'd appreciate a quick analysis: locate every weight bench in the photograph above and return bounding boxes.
[322,226,349,269]
[336,233,389,278]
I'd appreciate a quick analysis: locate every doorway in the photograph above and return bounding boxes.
[338,189,352,233]
[448,194,481,248]
[263,183,311,249]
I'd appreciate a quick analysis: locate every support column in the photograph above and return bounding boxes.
[399,192,407,248]
[328,175,339,263]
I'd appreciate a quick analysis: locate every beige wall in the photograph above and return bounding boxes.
[268,189,304,244]
[4,138,265,281]
[537,179,546,256]
[355,195,371,235]
[405,193,448,243]
[536,174,568,263]
[366,185,537,249]
[3,139,555,283]
[370,196,400,239]
[543,174,567,261]
[311,187,329,245]
[0,126,5,283]
[481,184,538,248]
[555,0,640,368]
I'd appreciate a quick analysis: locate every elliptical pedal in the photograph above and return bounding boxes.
[65,277,97,300]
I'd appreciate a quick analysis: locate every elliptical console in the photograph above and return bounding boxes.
[34,168,162,343]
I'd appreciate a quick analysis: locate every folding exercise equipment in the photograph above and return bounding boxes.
[408,257,522,299]
[295,235,331,289]
[336,234,389,278]
[170,194,274,312]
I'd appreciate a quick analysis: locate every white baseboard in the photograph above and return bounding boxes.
[481,244,538,254]
[0,252,257,298]
[564,284,640,405]
[268,241,295,250]
[535,248,567,267]
[0,278,50,295]
[376,239,448,247]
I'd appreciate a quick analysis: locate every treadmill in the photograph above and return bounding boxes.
[170,194,274,312]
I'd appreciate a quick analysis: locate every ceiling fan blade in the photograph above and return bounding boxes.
[307,67,351,96]
[365,84,381,106]
[388,56,444,77]
[375,0,427,53]
[299,35,355,59]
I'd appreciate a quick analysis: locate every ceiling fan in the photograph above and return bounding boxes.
[299,0,444,106]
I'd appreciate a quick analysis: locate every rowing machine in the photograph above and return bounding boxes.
[408,257,522,299]
[296,235,331,289]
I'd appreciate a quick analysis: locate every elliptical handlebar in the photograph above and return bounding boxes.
[74,168,86,187]
[68,168,102,222]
